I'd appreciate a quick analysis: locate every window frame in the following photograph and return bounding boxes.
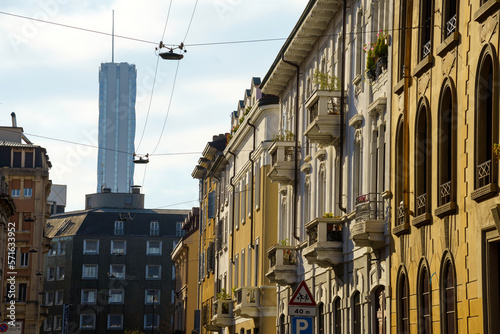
[114,220,124,235]
[81,289,97,304]
[109,264,126,280]
[145,289,161,305]
[108,289,124,304]
[80,314,96,330]
[83,239,99,255]
[57,266,65,280]
[417,262,432,333]
[397,268,409,333]
[55,290,64,305]
[111,240,126,255]
[147,240,162,255]
[440,253,457,334]
[146,265,161,280]
[107,314,123,330]
[419,0,435,60]
[150,221,159,236]
[82,264,98,279]
[144,314,160,330]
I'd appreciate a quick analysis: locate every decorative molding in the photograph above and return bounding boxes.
[413,55,434,78]
[471,183,498,202]
[349,114,364,128]
[442,51,456,77]
[480,14,499,43]
[418,72,431,98]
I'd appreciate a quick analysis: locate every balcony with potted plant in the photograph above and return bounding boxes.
[351,193,386,248]
[304,71,344,146]
[233,286,260,318]
[212,289,233,327]
[364,30,389,83]
[265,240,298,285]
[303,214,343,267]
[267,131,296,185]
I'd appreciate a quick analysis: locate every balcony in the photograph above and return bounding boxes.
[267,141,296,185]
[393,203,410,236]
[266,245,298,285]
[234,287,260,318]
[212,299,233,327]
[472,159,498,201]
[303,217,343,268]
[304,90,343,145]
[351,193,385,248]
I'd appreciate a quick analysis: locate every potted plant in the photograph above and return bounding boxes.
[313,70,341,115]
[364,30,390,81]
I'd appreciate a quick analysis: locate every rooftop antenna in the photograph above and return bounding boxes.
[112,10,114,63]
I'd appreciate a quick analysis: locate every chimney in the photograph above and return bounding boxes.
[131,185,141,194]
[102,187,112,193]
[11,112,17,127]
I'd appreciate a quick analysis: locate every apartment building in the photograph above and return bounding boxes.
[391,1,500,333]
[0,123,52,334]
[0,176,16,314]
[260,0,393,333]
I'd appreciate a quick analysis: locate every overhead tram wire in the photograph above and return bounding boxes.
[0,10,445,48]
[135,0,173,153]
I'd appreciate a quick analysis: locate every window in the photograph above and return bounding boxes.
[395,118,405,226]
[279,314,285,334]
[114,221,124,235]
[109,265,125,279]
[474,48,496,192]
[420,0,434,59]
[254,240,259,286]
[23,188,32,197]
[55,290,64,305]
[150,221,159,236]
[83,240,99,255]
[24,151,33,168]
[108,314,123,330]
[81,289,96,304]
[109,289,124,304]
[398,271,409,333]
[54,315,62,330]
[318,302,325,334]
[19,251,28,267]
[241,249,245,287]
[208,191,215,219]
[147,241,162,255]
[57,266,65,280]
[82,264,98,279]
[353,291,361,334]
[176,222,183,237]
[398,1,407,80]
[18,283,27,302]
[441,256,457,333]
[48,244,57,256]
[334,297,342,334]
[13,151,21,167]
[44,317,53,331]
[146,265,161,280]
[144,314,159,330]
[45,291,54,305]
[418,265,431,334]
[374,286,386,334]
[240,180,246,223]
[58,241,66,255]
[438,83,456,208]
[145,289,160,305]
[111,240,126,255]
[234,255,239,288]
[47,267,55,281]
[11,189,19,197]
[414,101,431,223]
[443,0,457,38]
[80,314,96,330]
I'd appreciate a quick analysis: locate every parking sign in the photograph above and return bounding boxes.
[292,317,313,334]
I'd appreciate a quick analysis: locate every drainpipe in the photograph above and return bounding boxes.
[280,54,300,242]
[248,121,257,248]
[338,0,347,213]
[228,149,237,264]
[403,1,413,222]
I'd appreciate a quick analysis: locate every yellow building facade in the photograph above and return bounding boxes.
[390,1,500,333]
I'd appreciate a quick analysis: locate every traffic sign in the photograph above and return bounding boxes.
[289,306,316,316]
[292,317,313,334]
[0,324,8,333]
[289,281,316,307]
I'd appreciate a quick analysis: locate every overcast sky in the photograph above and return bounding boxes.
[0,0,306,211]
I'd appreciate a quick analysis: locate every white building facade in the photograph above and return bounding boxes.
[260,0,393,333]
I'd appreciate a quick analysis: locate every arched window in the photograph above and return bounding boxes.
[334,297,342,334]
[420,0,434,59]
[318,302,325,334]
[395,118,405,226]
[437,81,457,214]
[374,286,386,334]
[474,48,497,195]
[415,102,431,225]
[443,0,457,38]
[398,270,409,333]
[441,255,457,333]
[418,264,432,333]
[318,166,326,216]
[353,291,361,334]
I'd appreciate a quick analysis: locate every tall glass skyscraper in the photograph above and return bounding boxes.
[97,62,137,193]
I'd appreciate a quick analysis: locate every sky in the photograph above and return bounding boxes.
[0,0,307,212]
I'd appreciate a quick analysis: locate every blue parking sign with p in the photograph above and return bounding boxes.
[292,316,313,334]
